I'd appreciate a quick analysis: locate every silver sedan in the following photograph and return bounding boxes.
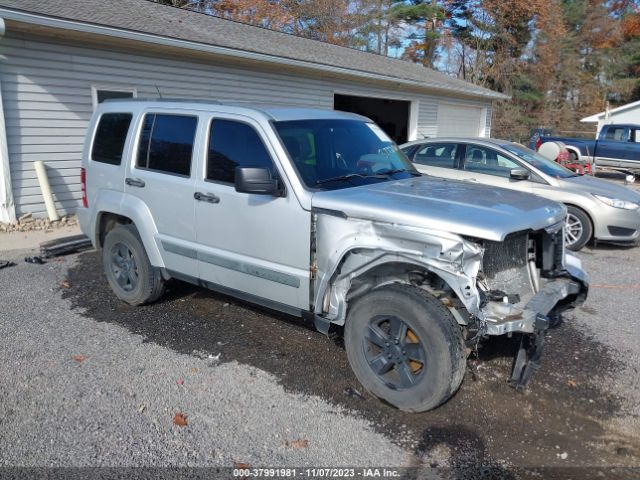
[400,138,640,250]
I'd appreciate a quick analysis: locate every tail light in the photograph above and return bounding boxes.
[535,137,542,151]
[80,167,88,208]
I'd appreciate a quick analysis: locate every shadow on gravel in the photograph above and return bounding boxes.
[63,251,639,474]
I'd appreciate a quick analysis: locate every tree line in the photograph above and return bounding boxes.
[154,0,640,141]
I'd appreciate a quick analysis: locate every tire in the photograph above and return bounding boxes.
[565,206,593,251]
[102,224,164,306]
[344,284,466,412]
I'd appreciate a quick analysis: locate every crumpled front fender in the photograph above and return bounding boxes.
[313,212,484,324]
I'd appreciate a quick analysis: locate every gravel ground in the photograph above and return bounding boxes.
[0,248,407,468]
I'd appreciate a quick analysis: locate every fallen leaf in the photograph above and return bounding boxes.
[61,280,71,289]
[72,355,87,362]
[234,462,250,469]
[138,404,146,414]
[567,379,578,388]
[173,412,188,427]
[191,367,198,373]
[286,439,309,449]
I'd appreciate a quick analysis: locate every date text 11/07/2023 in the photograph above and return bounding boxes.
[232,468,401,478]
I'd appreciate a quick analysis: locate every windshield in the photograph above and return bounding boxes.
[273,119,419,190]
[501,143,577,179]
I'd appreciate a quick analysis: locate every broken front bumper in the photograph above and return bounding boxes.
[481,250,589,337]
[483,277,585,335]
[481,252,589,390]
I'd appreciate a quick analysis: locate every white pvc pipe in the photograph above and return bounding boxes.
[34,161,59,222]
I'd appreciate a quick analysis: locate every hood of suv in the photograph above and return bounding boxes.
[312,176,566,242]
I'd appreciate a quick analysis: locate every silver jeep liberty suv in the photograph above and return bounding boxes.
[79,100,588,412]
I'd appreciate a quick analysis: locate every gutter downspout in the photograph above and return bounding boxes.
[0,17,16,224]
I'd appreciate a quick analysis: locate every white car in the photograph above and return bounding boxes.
[401,138,640,251]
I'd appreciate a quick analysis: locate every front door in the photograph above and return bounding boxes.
[194,114,311,310]
[125,111,200,277]
[596,126,629,167]
[457,144,534,193]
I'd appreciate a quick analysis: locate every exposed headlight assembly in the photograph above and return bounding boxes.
[594,194,640,211]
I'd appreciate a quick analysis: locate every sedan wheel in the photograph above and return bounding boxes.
[564,206,593,251]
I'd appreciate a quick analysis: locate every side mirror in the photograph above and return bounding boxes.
[510,168,530,180]
[235,167,282,196]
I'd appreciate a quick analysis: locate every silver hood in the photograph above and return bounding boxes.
[312,176,566,242]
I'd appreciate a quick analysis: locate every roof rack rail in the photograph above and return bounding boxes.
[102,97,224,104]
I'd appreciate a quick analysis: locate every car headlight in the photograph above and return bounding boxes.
[594,194,640,211]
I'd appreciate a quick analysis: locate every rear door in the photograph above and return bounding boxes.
[125,111,200,277]
[193,114,310,310]
[625,127,640,164]
[457,144,534,193]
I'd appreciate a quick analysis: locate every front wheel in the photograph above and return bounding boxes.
[565,206,593,251]
[344,284,466,412]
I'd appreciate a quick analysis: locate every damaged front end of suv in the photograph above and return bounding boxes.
[311,202,588,391]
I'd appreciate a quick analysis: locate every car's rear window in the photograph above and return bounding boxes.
[91,113,133,165]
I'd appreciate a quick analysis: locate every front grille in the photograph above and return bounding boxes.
[481,231,535,305]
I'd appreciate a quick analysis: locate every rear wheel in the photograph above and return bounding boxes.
[102,224,164,305]
[344,284,466,412]
[565,206,592,251]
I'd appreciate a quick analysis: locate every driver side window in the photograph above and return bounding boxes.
[207,119,276,184]
[463,146,520,178]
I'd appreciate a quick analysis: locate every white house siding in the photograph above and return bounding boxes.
[0,31,492,217]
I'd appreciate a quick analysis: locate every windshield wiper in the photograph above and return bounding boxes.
[315,173,387,185]
[376,168,422,177]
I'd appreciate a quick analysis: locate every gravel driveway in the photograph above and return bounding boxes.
[1,218,639,478]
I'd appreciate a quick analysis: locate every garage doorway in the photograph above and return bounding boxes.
[334,94,410,144]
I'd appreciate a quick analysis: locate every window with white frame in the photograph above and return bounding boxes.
[91,86,136,109]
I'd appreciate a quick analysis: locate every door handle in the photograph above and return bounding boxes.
[125,177,145,188]
[194,192,220,204]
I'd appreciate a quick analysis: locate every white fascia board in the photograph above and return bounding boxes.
[0,8,507,101]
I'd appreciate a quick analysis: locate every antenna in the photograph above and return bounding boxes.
[155,85,163,99]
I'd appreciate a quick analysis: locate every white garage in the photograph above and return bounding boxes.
[0,0,507,222]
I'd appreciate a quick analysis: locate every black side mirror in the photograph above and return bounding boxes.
[235,167,282,196]
[510,168,530,180]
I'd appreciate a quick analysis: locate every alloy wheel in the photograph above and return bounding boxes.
[363,315,426,390]
[110,242,139,292]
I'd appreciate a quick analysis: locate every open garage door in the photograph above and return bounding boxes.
[334,94,409,144]
[438,103,483,137]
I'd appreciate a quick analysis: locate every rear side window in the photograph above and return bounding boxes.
[414,143,458,168]
[207,120,275,184]
[136,114,197,176]
[91,113,132,165]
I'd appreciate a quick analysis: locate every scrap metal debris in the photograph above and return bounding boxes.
[343,387,365,400]
[40,234,92,258]
[24,256,45,264]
